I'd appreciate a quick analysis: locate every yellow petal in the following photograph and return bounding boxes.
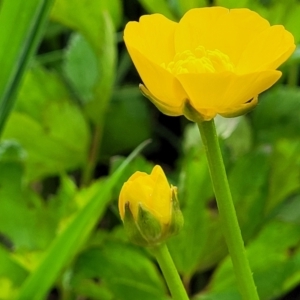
[176,72,233,114]
[150,166,171,224]
[175,7,270,66]
[125,46,187,110]
[223,70,282,107]
[124,14,177,65]
[127,171,148,182]
[220,96,258,118]
[120,176,153,219]
[139,84,185,116]
[237,25,295,73]
[176,70,281,118]
[124,14,188,109]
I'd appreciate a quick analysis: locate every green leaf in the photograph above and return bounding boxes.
[101,86,153,158]
[16,140,150,300]
[0,140,56,251]
[84,12,116,124]
[224,116,253,159]
[138,0,177,20]
[72,241,168,300]
[0,246,28,287]
[285,3,300,43]
[252,86,300,144]
[51,0,122,30]
[277,195,300,224]
[266,139,300,214]
[215,0,249,8]
[63,33,98,104]
[206,220,300,300]
[228,150,270,240]
[0,0,54,135]
[177,0,207,15]
[2,65,90,181]
[52,1,117,125]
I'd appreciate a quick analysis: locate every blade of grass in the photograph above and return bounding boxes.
[0,0,54,135]
[16,140,151,300]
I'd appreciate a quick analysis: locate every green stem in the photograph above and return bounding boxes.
[197,120,259,300]
[81,124,102,186]
[150,243,189,300]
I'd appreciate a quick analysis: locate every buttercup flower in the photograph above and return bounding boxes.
[124,7,295,121]
[119,165,183,245]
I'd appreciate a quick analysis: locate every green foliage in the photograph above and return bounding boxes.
[72,241,168,300]
[52,0,117,125]
[63,33,99,104]
[0,140,56,250]
[0,0,299,299]
[101,86,152,157]
[0,0,54,134]
[138,0,177,20]
[16,142,150,299]
[2,66,90,181]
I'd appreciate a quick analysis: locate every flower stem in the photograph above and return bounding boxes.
[197,119,259,300]
[150,243,190,300]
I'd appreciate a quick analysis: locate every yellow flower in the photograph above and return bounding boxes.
[119,165,183,245]
[124,7,295,121]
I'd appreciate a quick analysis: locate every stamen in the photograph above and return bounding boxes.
[162,46,234,75]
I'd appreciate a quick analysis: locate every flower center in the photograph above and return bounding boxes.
[161,46,234,75]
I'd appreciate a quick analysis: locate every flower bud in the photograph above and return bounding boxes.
[119,165,183,246]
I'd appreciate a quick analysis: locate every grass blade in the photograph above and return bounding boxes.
[0,0,54,135]
[16,140,151,300]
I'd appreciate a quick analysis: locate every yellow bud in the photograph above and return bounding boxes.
[119,165,183,245]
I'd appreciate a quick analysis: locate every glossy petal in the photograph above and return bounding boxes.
[124,7,295,120]
[125,45,187,110]
[124,14,188,109]
[124,14,176,64]
[238,25,296,73]
[223,70,282,107]
[177,70,281,118]
[177,72,234,119]
[139,84,185,116]
[119,166,173,225]
[119,172,150,219]
[151,166,171,224]
[175,7,270,66]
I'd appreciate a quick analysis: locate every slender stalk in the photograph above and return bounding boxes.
[81,124,102,186]
[151,243,190,300]
[197,119,259,300]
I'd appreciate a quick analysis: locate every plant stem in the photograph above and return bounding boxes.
[150,243,189,300]
[197,119,259,300]
[81,124,102,186]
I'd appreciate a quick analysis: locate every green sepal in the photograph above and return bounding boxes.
[140,83,258,122]
[123,202,148,246]
[183,99,212,122]
[137,203,162,244]
[168,186,184,237]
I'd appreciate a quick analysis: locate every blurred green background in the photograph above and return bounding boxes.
[0,0,300,299]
